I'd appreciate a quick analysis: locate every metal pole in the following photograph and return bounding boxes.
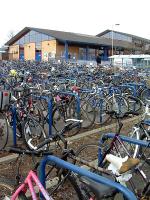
[48,97,53,137]
[39,156,137,200]
[12,106,17,146]
[112,29,114,57]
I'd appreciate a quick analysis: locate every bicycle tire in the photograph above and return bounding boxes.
[126,95,144,113]
[141,88,150,103]
[75,143,126,200]
[107,95,129,116]
[45,166,84,200]
[29,103,44,125]
[94,97,111,125]
[22,116,47,150]
[68,99,95,129]
[0,112,9,150]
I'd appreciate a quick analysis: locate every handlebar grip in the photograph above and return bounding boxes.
[8,147,26,154]
[67,121,81,131]
[7,147,52,156]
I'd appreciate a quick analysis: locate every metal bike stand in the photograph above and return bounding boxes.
[12,105,17,146]
[54,91,81,119]
[33,95,53,137]
[39,155,137,200]
[101,133,150,147]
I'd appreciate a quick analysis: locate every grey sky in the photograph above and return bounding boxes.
[1,0,150,46]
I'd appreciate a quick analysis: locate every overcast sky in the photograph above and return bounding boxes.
[1,0,150,47]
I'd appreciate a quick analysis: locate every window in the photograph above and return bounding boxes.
[13,30,54,47]
[102,32,132,42]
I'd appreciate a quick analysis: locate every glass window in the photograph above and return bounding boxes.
[42,34,49,41]
[102,31,132,42]
[30,34,35,43]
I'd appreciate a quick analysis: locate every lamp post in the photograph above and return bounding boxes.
[111,24,120,57]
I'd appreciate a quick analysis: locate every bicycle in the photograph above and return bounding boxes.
[0,147,53,200]
[75,111,150,199]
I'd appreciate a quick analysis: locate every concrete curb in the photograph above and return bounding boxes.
[0,115,141,164]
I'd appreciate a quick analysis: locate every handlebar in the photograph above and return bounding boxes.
[3,147,52,156]
[106,110,139,119]
[37,120,82,150]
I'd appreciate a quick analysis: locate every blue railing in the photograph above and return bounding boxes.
[39,155,137,200]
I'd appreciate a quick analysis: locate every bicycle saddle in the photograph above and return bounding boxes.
[106,154,140,174]
[80,175,117,199]
[119,158,140,174]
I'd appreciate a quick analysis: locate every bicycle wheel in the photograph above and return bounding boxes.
[28,103,44,125]
[141,88,150,103]
[126,96,144,113]
[43,165,84,200]
[0,112,9,150]
[22,117,47,150]
[94,98,111,125]
[75,144,125,200]
[0,178,14,199]
[75,143,100,166]
[69,100,95,129]
[107,95,129,116]
[80,101,96,129]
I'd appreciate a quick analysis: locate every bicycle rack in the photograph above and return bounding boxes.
[101,133,150,147]
[98,133,150,164]
[11,96,53,146]
[39,155,137,200]
[53,91,81,119]
[33,95,53,137]
[12,105,17,146]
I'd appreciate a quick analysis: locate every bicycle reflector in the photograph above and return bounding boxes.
[3,92,9,96]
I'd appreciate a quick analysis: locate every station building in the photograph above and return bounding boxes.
[5,27,150,62]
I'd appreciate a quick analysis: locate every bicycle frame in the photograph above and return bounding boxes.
[11,170,53,200]
[99,132,150,195]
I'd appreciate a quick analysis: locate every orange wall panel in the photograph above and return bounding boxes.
[24,43,35,60]
[41,40,56,61]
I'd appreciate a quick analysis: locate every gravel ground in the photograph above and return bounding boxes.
[0,116,149,199]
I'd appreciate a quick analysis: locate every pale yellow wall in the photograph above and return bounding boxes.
[24,43,35,60]
[9,45,19,60]
[41,40,56,61]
